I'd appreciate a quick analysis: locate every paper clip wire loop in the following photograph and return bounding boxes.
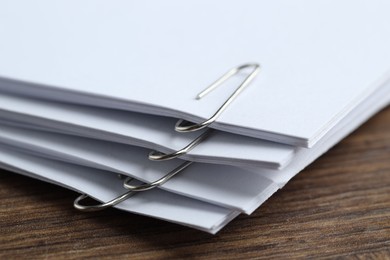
[175,63,261,133]
[150,63,260,160]
[123,161,193,191]
[74,161,193,212]
[73,191,135,212]
[148,129,214,161]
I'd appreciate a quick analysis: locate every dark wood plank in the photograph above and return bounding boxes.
[1,107,389,259]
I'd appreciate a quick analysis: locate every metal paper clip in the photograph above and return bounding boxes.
[148,130,214,161]
[74,174,135,212]
[175,63,260,133]
[73,191,135,212]
[74,161,193,212]
[149,63,260,160]
[123,161,193,191]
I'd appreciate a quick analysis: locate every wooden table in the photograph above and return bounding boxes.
[1,107,390,259]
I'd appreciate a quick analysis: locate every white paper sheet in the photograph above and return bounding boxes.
[2,73,388,218]
[0,145,240,234]
[253,77,390,186]
[0,0,389,147]
[0,124,279,214]
[0,93,295,169]
[1,76,388,216]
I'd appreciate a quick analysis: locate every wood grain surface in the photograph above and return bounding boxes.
[1,107,390,259]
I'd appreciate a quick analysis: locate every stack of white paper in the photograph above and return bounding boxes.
[0,0,389,233]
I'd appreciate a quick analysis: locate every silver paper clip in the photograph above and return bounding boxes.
[73,161,193,212]
[74,162,193,212]
[175,63,260,133]
[123,161,193,191]
[73,191,135,212]
[149,63,260,160]
[74,174,136,212]
[148,130,214,161]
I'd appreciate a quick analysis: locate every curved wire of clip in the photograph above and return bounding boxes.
[74,161,193,212]
[175,63,261,133]
[123,161,193,191]
[73,191,135,212]
[148,129,214,161]
[149,63,260,160]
